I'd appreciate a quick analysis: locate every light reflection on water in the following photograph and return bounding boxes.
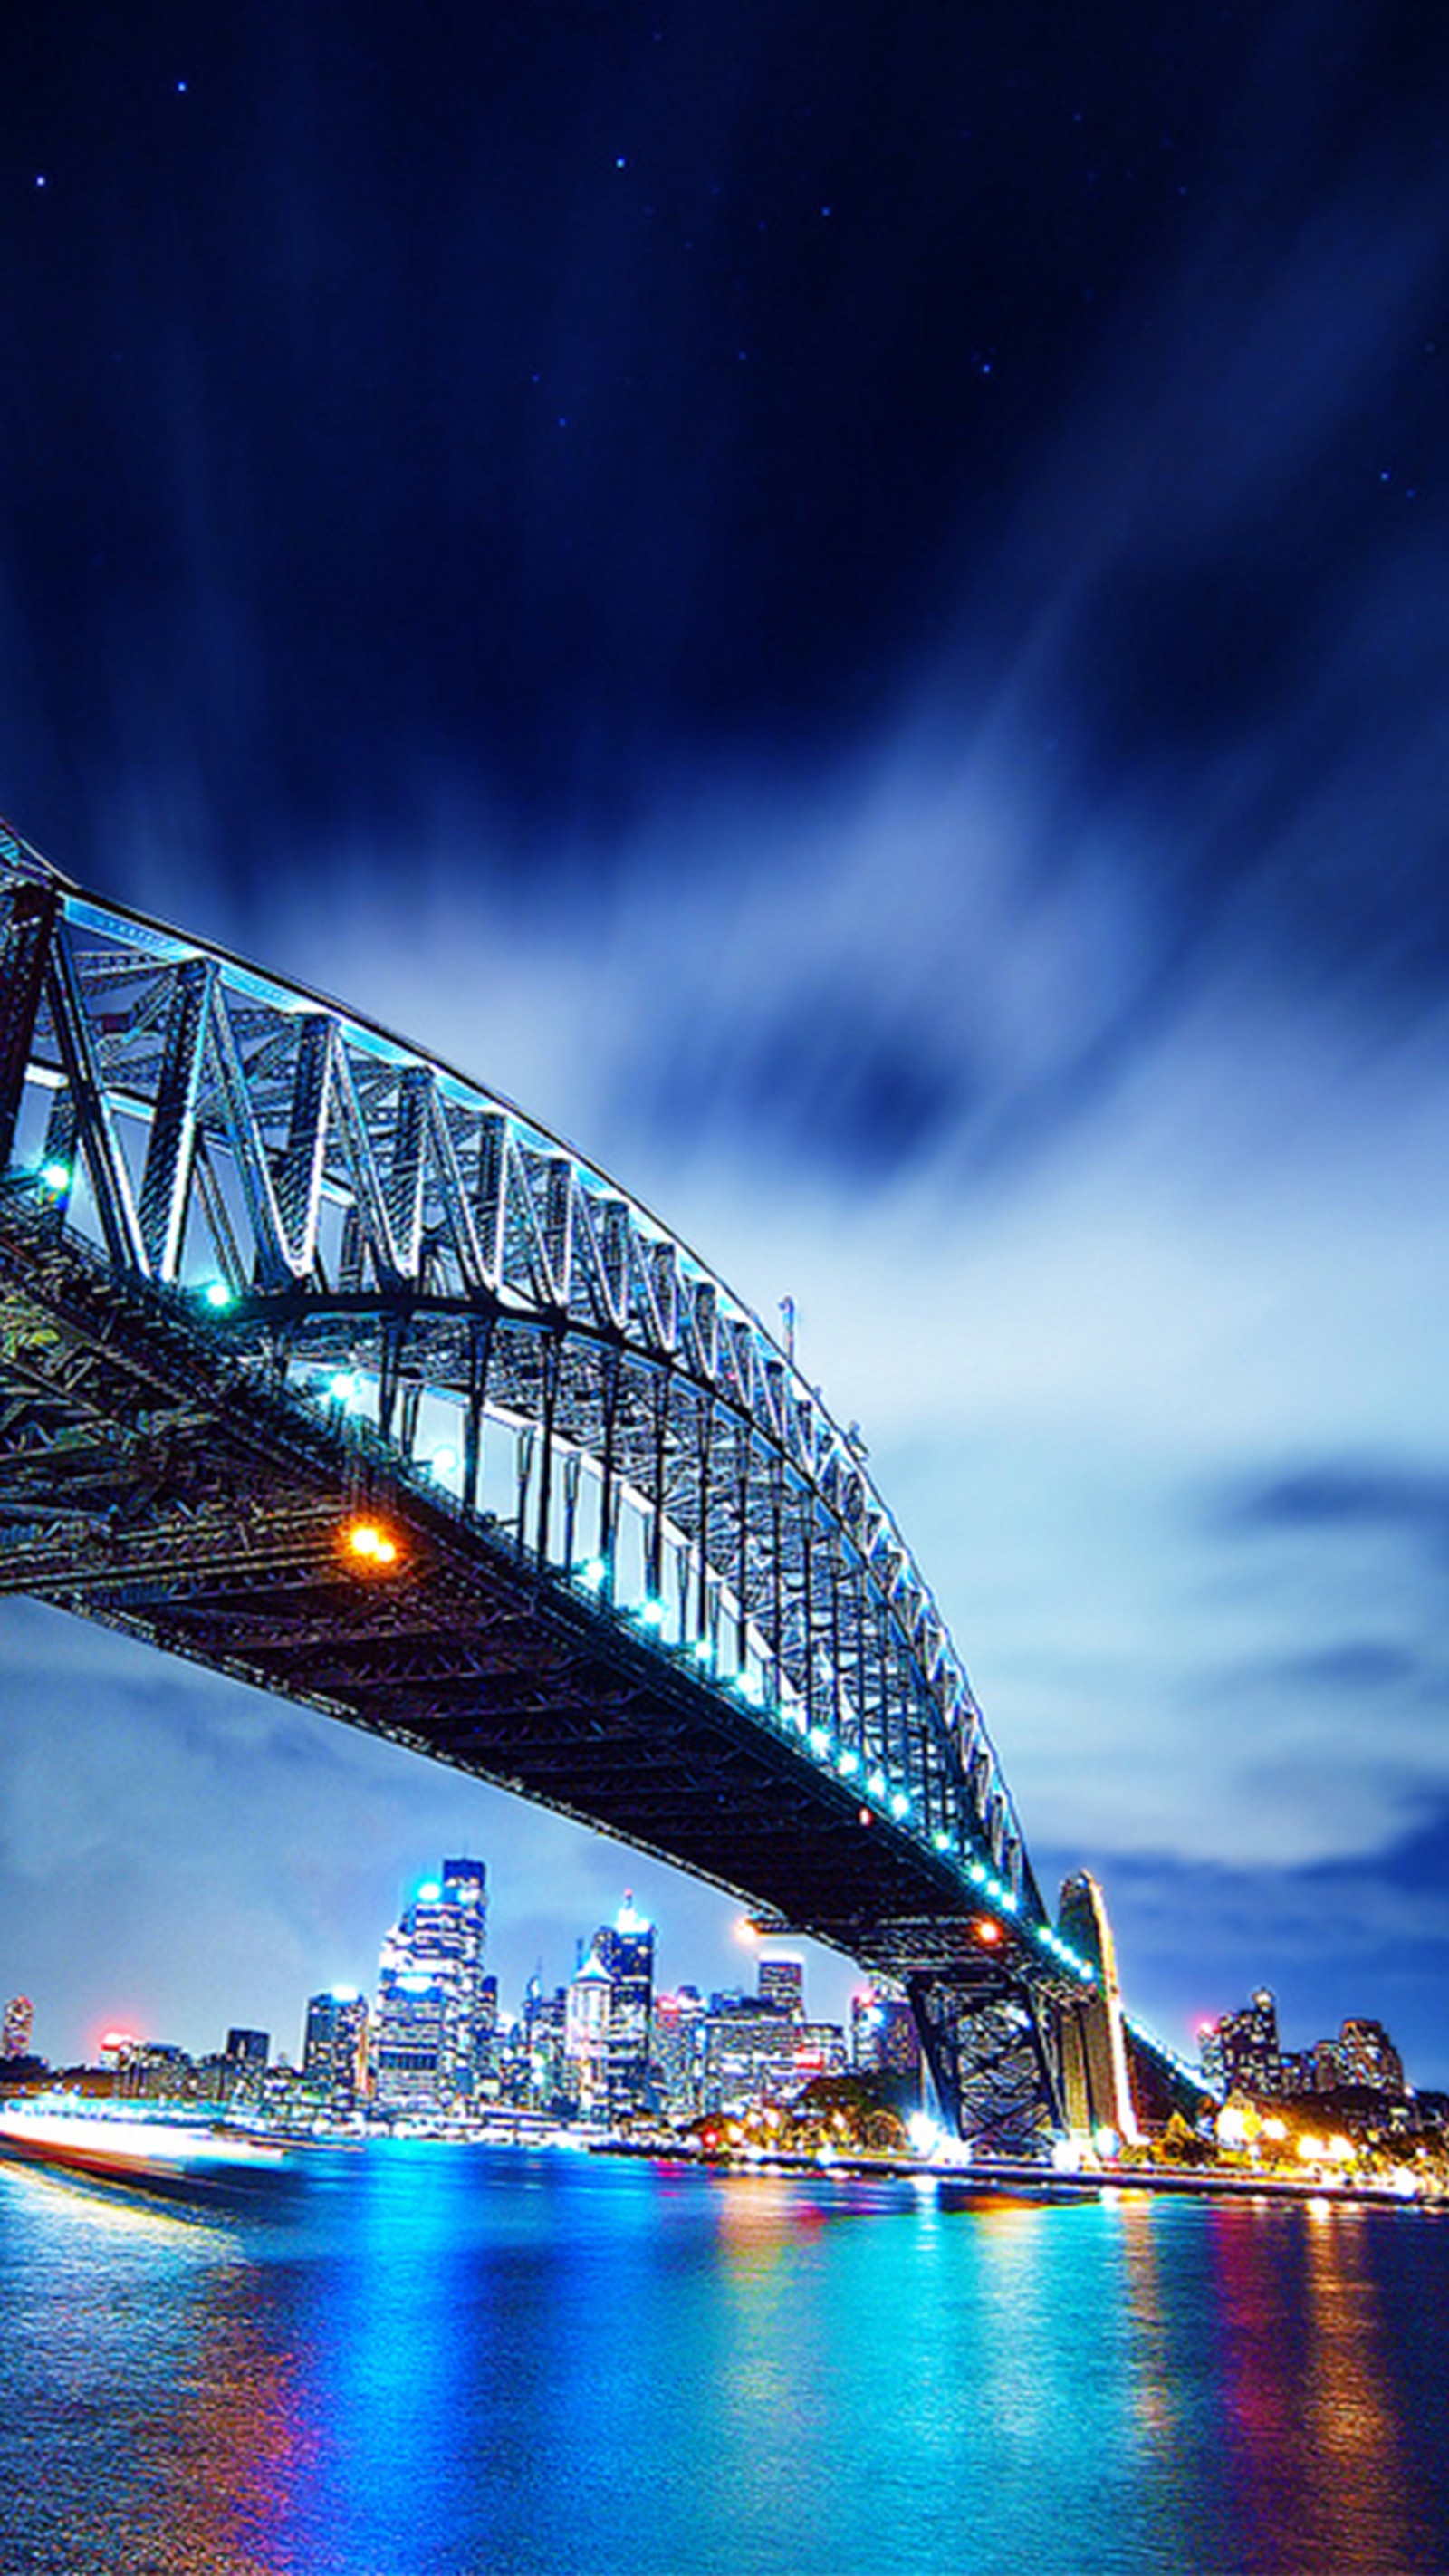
[1,2150,1445,2576]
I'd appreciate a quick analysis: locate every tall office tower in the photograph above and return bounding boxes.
[475,1975,500,2091]
[222,2026,270,2107]
[851,1985,923,2101]
[1336,2018,1404,2092]
[303,1986,369,2111]
[1,1995,33,2059]
[442,1858,492,2088]
[1212,1989,1281,2100]
[521,1976,570,2110]
[592,1894,655,2113]
[651,1987,706,2122]
[757,1956,805,2022]
[564,1950,613,2116]
[374,1859,491,2115]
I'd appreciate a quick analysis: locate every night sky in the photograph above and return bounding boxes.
[2,4,1447,2083]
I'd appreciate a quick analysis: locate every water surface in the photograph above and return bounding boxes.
[3,2147,1445,2576]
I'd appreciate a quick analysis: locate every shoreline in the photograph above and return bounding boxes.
[2,2107,1441,2214]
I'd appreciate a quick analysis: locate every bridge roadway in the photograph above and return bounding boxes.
[0,835,1203,2146]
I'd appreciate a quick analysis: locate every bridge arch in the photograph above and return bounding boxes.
[0,828,1204,2144]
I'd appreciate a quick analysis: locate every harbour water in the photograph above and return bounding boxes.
[3,2145,1446,2576]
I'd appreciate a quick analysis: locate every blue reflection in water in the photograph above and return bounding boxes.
[1,2153,1446,2576]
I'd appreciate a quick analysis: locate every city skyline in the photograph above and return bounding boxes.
[1,7,1447,2086]
[5,1835,1425,2118]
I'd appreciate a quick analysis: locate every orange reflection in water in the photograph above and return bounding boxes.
[1115,2192,1179,2450]
[1211,2202,1420,2576]
[121,2260,319,2576]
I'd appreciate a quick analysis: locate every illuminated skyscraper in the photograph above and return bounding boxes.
[303,1987,369,2111]
[1204,1988,1281,2100]
[564,1949,612,2115]
[757,1955,805,2022]
[1335,2017,1404,2092]
[650,1987,706,2121]
[591,1892,655,2113]
[374,1857,490,2115]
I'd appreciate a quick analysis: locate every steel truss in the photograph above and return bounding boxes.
[0,830,1173,2145]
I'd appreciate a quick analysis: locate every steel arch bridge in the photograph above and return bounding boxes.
[0,828,1201,2148]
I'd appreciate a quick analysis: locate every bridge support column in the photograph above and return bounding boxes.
[0,878,58,1175]
[907,1963,1066,2158]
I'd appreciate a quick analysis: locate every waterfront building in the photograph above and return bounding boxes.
[1202,1990,1281,2100]
[128,2043,191,2101]
[2,1995,33,2060]
[850,1985,923,2103]
[563,1950,612,2115]
[303,1986,369,2112]
[701,2003,847,2118]
[1336,2018,1405,2092]
[374,1857,491,2116]
[591,1894,655,2113]
[220,2026,270,2107]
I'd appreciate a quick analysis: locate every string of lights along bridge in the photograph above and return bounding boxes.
[0,825,1204,2149]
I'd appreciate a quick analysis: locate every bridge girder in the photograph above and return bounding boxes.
[0,835,1206,2145]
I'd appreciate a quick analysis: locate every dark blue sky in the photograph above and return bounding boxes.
[1,2,1447,2081]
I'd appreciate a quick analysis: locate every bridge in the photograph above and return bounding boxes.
[0,827,1203,2148]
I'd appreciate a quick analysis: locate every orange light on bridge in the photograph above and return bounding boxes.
[973,1918,1003,1946]
[344,1518,399,1570]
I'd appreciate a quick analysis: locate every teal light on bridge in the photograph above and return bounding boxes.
[837,1747,859,1777]
[200,1280,235,1312]
[868,1769,887,1801]
[636,1598,667,1630]
[577,1558,608,1592]
[328,1371,359,1408]
[38,1160,72,1195]
[890,1790,910,1820]
[429,1446,459,1479]
[932,1829,950,1851]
